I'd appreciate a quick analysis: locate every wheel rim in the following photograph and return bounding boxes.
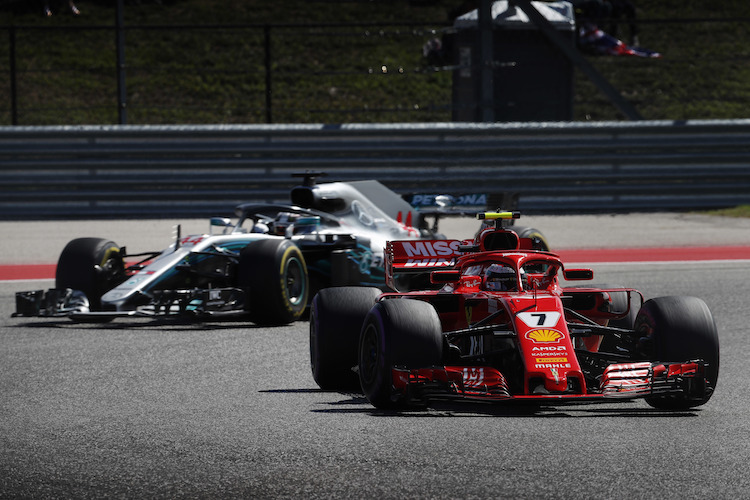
[360,324,379,385]
[285,257,305,306]
[98,246,124,291]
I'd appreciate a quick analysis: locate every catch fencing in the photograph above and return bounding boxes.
[1,119,750,220]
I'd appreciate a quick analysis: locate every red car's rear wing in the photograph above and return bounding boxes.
[384,212,524,289]
[385,239,466,289]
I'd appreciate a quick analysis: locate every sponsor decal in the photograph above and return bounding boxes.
[532,346,567,352]
[410,193,488,207]
[534,363,572,369]
[462,367,486,387]
[534,351,569,357]
[403,258,453,268]
[525,328,564,343]
[461,277,481,288]
[535,357,568,363]
[400,240,461,257]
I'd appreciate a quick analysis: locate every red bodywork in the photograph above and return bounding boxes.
[380,225,707,404]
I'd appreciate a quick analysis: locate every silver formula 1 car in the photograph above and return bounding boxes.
[14,174,547,324]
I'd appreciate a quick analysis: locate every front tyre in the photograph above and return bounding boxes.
[55,237,125,311]
[238,238,309,325]
[358,299,443,409]
[310,286,382,391]
[635,296,719,409]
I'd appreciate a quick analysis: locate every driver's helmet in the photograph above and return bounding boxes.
[484,264,517,291]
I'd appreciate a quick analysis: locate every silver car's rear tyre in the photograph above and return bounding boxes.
[512,226,550,251]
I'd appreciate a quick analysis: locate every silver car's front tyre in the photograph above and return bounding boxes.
[238,238,309,325]
[55,237,125,312]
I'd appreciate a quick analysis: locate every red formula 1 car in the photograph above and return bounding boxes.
[310,212,719,410]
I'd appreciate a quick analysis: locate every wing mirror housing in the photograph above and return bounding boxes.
[430,270,461,284]
[563,268,594,281]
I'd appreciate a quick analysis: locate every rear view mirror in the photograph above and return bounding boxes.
[210,217,234,235]
[563,268,594,280]
[431,270,461,284]
[211,217,233,227]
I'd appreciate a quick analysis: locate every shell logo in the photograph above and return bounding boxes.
[525,329,564,343]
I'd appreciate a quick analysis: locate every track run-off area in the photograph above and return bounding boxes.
[2,213,750,279]
[2,245,750,281]
[2,213,750,498]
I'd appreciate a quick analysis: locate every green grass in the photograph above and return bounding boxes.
[1,0,749,124]
[704,205,750,217]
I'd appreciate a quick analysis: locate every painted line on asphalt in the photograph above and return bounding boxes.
[0,264,56,282]
[2,245,749,282]
[555,246,750,264]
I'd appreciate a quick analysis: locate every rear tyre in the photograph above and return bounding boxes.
[55,237,125,311]
[358,299,443,409]
[238,238,309,325]
[310,286,381,390]
[635,296,719,409]
[512,226,550,251]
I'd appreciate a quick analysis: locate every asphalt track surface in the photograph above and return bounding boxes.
[2,214,750,498]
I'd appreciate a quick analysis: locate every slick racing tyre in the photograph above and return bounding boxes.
[310,286,382,391]
[635,296,719,409]
[512,226,550,252]
[238,238,309,325]
[55,237,125,311]
[358,299,443,409]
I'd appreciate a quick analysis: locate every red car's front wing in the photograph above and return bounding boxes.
[391,361,709,403]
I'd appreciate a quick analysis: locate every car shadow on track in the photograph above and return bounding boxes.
[267,388,703,418]
[10,316,271,331]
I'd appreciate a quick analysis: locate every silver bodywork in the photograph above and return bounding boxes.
[14,178,484,321]
[101,231,271,313]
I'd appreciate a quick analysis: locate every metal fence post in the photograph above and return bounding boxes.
[116,0,127,124]
[264,24,272,124]
[478,0,494,122]
[9,25,18,125]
